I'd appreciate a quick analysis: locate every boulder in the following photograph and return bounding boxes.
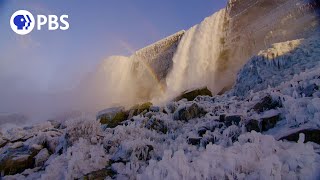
[173,103,207,121]
[150,106,160,112]
[9,141,24,149]
[261,114,280,131]
[301,84,319,97]
[197,127,209,137]
[245,112,280,132]
[34,148,50,167]
[201,137,216,147]
[164,102,177,114]
[97,107,128,128]
[136,145,154,161]
[0,145,41,175]
[279,129,320,144]
[174,87,212,101]
[145,117,168,134]
[83,167,116,180]
[187,137,202,146]
[127,102,153,118]
[224,115,242,127]
[252,95,280,113]
[219,114,226,122]
[245,119,261,132]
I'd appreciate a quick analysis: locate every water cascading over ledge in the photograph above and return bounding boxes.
[78,0,320,112]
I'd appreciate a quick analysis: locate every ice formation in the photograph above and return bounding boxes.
[1,33,320,179]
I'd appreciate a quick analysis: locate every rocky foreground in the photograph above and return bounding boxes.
[1,34,320,179]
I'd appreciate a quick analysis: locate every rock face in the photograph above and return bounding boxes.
[225,0,319,64]
[233,35,320,96]
[133,31,185,85]
[215,0,320,93]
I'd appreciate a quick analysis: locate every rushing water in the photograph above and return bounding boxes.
[158,9,226,103]
[88,9,227,109]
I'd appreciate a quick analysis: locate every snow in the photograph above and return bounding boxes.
[139,132,320,180]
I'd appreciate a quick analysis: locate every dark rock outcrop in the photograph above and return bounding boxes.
[127,102,153,118]
[174,87,212,101]
[261,114,280,131]
[83,167,116,180]
[245,119,261,132]
[245,113,280,132]
[187,137,202,146]
[173,103,207,121]
[252,95,280,113]
[145,117,168,134]
[225,115,242,127]
[97,107,128,128]
[301,84,319,97]
[0,145,41,176]
[279,129,320,144]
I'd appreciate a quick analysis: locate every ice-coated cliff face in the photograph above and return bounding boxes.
[232,34,320,97]
[218,0,320,92]
[78,0,320,111]
[133,31,185,85]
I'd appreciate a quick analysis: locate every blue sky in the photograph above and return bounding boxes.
[0,0,227,93]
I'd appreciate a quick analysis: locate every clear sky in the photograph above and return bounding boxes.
[0,0,227,93]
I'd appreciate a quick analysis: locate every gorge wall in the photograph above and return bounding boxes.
[78,0,320,112]
[216,0,320,92]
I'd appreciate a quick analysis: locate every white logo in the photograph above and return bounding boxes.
[10,10,35,35]
[10,10,70,35]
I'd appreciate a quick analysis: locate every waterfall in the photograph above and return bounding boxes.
[155,9,226,103]
[83,9,227,110]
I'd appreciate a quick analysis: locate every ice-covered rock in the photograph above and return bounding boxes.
[233,34,320,97]
[0,145,41,176]
[174,87,212,101]
[97,107,128,128]
[279,129,320,144]
[173,103,207,121]
[34,148,50,167]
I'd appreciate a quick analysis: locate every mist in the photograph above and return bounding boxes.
[0,0,227,129]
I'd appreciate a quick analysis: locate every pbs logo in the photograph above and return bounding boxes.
[10,10,69,35]
[10,10,35,35]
